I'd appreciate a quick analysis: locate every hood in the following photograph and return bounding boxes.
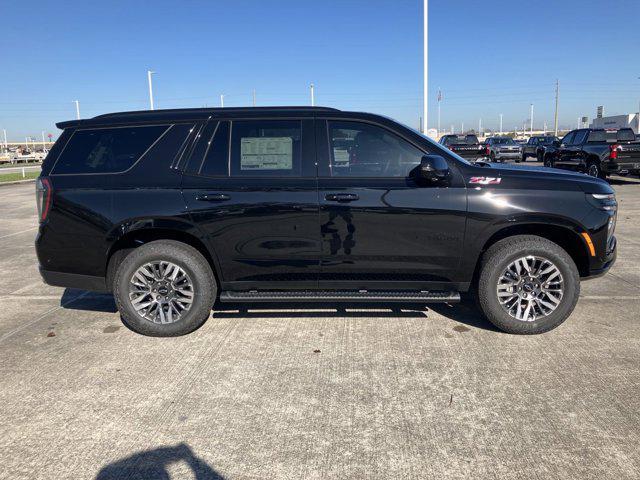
[467,162,614,194]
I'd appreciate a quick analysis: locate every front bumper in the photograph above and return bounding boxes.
[494,152,521,160]
[583,236,616,280]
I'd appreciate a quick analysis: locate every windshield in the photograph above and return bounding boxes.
[494,138,516,145]
[539,137,557,145]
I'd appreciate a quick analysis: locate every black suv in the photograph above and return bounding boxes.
[36,107,617,336]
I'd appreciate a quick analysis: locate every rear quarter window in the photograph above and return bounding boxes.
[52,125,169,174]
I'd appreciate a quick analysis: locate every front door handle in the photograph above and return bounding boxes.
[325,193,359,202]
[196,193,231,202]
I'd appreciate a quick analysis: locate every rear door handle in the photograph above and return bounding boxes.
[325,193,359,202]
[196,193,231,202]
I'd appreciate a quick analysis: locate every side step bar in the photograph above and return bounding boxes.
[219,290,461,303]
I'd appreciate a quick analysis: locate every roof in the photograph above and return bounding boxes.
[56,106,341,129]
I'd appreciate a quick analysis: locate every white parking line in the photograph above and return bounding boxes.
[0,226,38,240]
[0,291,88,344]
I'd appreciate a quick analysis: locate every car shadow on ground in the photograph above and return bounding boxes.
[95,443,224,480]
[60,288,118,313]
[59,289,499,332]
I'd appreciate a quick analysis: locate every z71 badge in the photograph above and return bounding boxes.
[469,176,501,185]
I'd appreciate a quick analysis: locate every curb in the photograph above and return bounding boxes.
[0,179,37,187]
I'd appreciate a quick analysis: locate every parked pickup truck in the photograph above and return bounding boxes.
[439,134,486,161]
[522,135,559,162]
[544,128,640,179]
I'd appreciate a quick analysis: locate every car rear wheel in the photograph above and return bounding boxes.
[113,240,217,337]
[537,151,543,162]
[586,160,606,180]
[477,235,580,334]
[490,152,496,162]
[520,152,526,162]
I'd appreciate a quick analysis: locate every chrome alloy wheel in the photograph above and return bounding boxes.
[128,261,194,324]
[496,256,564,322]
[587,164,599,178]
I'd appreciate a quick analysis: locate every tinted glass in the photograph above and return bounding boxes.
[539,136,557,145]
[616,129,635,142]
[328,121,425,177]
[230,120,302,177]
[447,135,478,145]
[53,125,168,174]
[185,121,217,173]
[494,138,516,145]
[573,130,587,145]
[562,132,576,145]
[200,121,230,176]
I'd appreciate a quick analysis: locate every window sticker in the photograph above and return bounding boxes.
[240,137,292,170]
[333,147,350,166]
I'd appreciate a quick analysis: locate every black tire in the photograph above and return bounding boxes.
[520,152,526,163]
[490,152,496,162]
[113,240,217,337]
[586,160,606,180]
[537,150,543,163]
[477,235,580,334]
[543,154,553,168]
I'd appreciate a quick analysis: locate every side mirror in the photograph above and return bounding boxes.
[416,155,451,185]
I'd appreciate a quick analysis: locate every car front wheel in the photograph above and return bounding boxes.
[113,240,217,336]
[477,235,580,334]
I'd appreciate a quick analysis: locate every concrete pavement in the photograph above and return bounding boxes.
[1,176,639,479]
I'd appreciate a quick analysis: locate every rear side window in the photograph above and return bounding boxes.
[53,125,168,174]
[230,120,302,177]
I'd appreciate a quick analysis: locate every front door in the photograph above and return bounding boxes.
[316,119,467,291]
[182,118,320,291]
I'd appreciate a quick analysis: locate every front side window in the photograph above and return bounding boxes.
[53,125,168,174]
[328,121,425,177]
[562,132,576,145]
[573,130,587,145]
[230,120,301,177]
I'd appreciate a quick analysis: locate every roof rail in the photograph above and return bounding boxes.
[93,106,340,119]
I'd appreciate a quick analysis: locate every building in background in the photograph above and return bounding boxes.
[590,113,639,134]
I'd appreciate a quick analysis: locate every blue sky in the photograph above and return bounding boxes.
[1,0,639,140]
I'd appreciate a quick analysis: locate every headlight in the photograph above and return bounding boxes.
[589,193,617,211]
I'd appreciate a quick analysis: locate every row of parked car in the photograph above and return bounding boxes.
[439,128,640,179]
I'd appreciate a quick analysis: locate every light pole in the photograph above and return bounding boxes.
[2,129,7,149]
[530,103,534,134]
[436,88,441,135]
[147,70,155,110]
[42,131,47,152]
[423,0,428,132]
[253,89,256,107]
[220,94,224,108]
[310,83,315,106]
[554,79,559,136]
[499,113,503,135]
[74,100,80,119]
[637,77,640,134]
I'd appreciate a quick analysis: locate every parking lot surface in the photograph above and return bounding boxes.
[1,174,639,479]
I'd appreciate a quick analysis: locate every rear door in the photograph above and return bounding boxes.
[181,117,320,291]
[315,118,467,291]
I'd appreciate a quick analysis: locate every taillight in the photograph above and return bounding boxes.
[36,177,52,222]
[609,144,619,160]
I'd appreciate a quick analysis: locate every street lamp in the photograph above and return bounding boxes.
[147,70,155,110]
